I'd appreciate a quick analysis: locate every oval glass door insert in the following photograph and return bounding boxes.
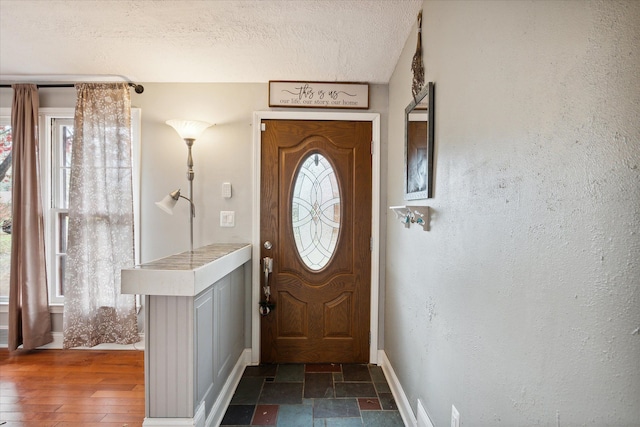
[291,153,341,270]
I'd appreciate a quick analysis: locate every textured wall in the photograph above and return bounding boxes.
[132,83,265,262]
[0,83,387,263]
[132,82,389,263]
[385,1,639,425]
[0,83,390,338]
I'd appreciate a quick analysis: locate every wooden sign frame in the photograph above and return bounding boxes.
[269,81,369,109]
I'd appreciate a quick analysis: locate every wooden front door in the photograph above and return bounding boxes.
[260,120,372,363]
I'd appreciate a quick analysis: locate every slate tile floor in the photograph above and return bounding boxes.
[221,363,405,426]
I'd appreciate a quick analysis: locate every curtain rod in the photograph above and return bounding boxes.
[0,82,144,93]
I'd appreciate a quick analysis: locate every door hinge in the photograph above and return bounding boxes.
[370,237,373,251]
[370,140,374,155]
[261,122,266,131]
[369,331,371,345]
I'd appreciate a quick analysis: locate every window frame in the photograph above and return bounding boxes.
[0,115,12,304]
[46,115,73,303]
[0,107,141,306]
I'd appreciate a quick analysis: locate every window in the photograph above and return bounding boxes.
[0,119,11,303]
[291,152,341,270]
[0,108,140,305]
[49,118,73,302]
[43,109,141,305]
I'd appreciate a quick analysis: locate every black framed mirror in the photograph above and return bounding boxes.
[404,82,435,200]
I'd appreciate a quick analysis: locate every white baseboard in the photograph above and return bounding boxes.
[143,418,199,426]
[194,402,206,427]
[417,398,435,427]
[206,348,252,427]
[378,350,418,427]
[36,332,145,350]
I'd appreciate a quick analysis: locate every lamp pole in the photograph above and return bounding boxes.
[163,119,211,254]
[185,137,195,253]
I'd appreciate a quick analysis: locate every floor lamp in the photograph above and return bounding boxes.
[156,119,211,252]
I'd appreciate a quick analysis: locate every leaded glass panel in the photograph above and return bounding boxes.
[291,153,341,270]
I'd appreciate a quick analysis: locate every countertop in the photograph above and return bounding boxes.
[121,243,251,296]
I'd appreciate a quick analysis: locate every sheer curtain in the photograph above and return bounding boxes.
[62,83,138,348]
[8,84,53,351]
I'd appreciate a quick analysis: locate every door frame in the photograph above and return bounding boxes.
[251,111,381,365]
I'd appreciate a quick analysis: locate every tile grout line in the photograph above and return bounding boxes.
[222,363,403,426]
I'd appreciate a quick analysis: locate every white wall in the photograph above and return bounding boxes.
[134,83,266,262]
[0,83,388,264]
[0,83,389,336]
[385,1,640,426]
[133,83,388,263]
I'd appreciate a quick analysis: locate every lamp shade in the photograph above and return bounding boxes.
[166,119,212,140]
[155,189,181,214]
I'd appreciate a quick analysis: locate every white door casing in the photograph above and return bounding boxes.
[251,111,381,365]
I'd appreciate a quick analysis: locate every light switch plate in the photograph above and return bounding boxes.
[220,211,235,227]
[222,182,232,198]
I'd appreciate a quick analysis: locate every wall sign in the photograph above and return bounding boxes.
[269,81,369,109]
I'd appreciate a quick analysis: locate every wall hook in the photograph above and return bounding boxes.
[389,205,430,231]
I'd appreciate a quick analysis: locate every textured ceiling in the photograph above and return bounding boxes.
[0,0,422,84]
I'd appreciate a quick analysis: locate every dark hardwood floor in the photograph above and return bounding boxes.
[0,349,144,427]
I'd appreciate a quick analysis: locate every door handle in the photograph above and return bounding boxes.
[260,257,274,315]
[263,256,273,290]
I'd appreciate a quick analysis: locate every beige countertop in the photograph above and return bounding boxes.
[121,243,251,296]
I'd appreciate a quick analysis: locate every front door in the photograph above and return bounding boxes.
[260,119,372,363]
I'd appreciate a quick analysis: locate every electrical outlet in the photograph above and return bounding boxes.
[451,404,460,427]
